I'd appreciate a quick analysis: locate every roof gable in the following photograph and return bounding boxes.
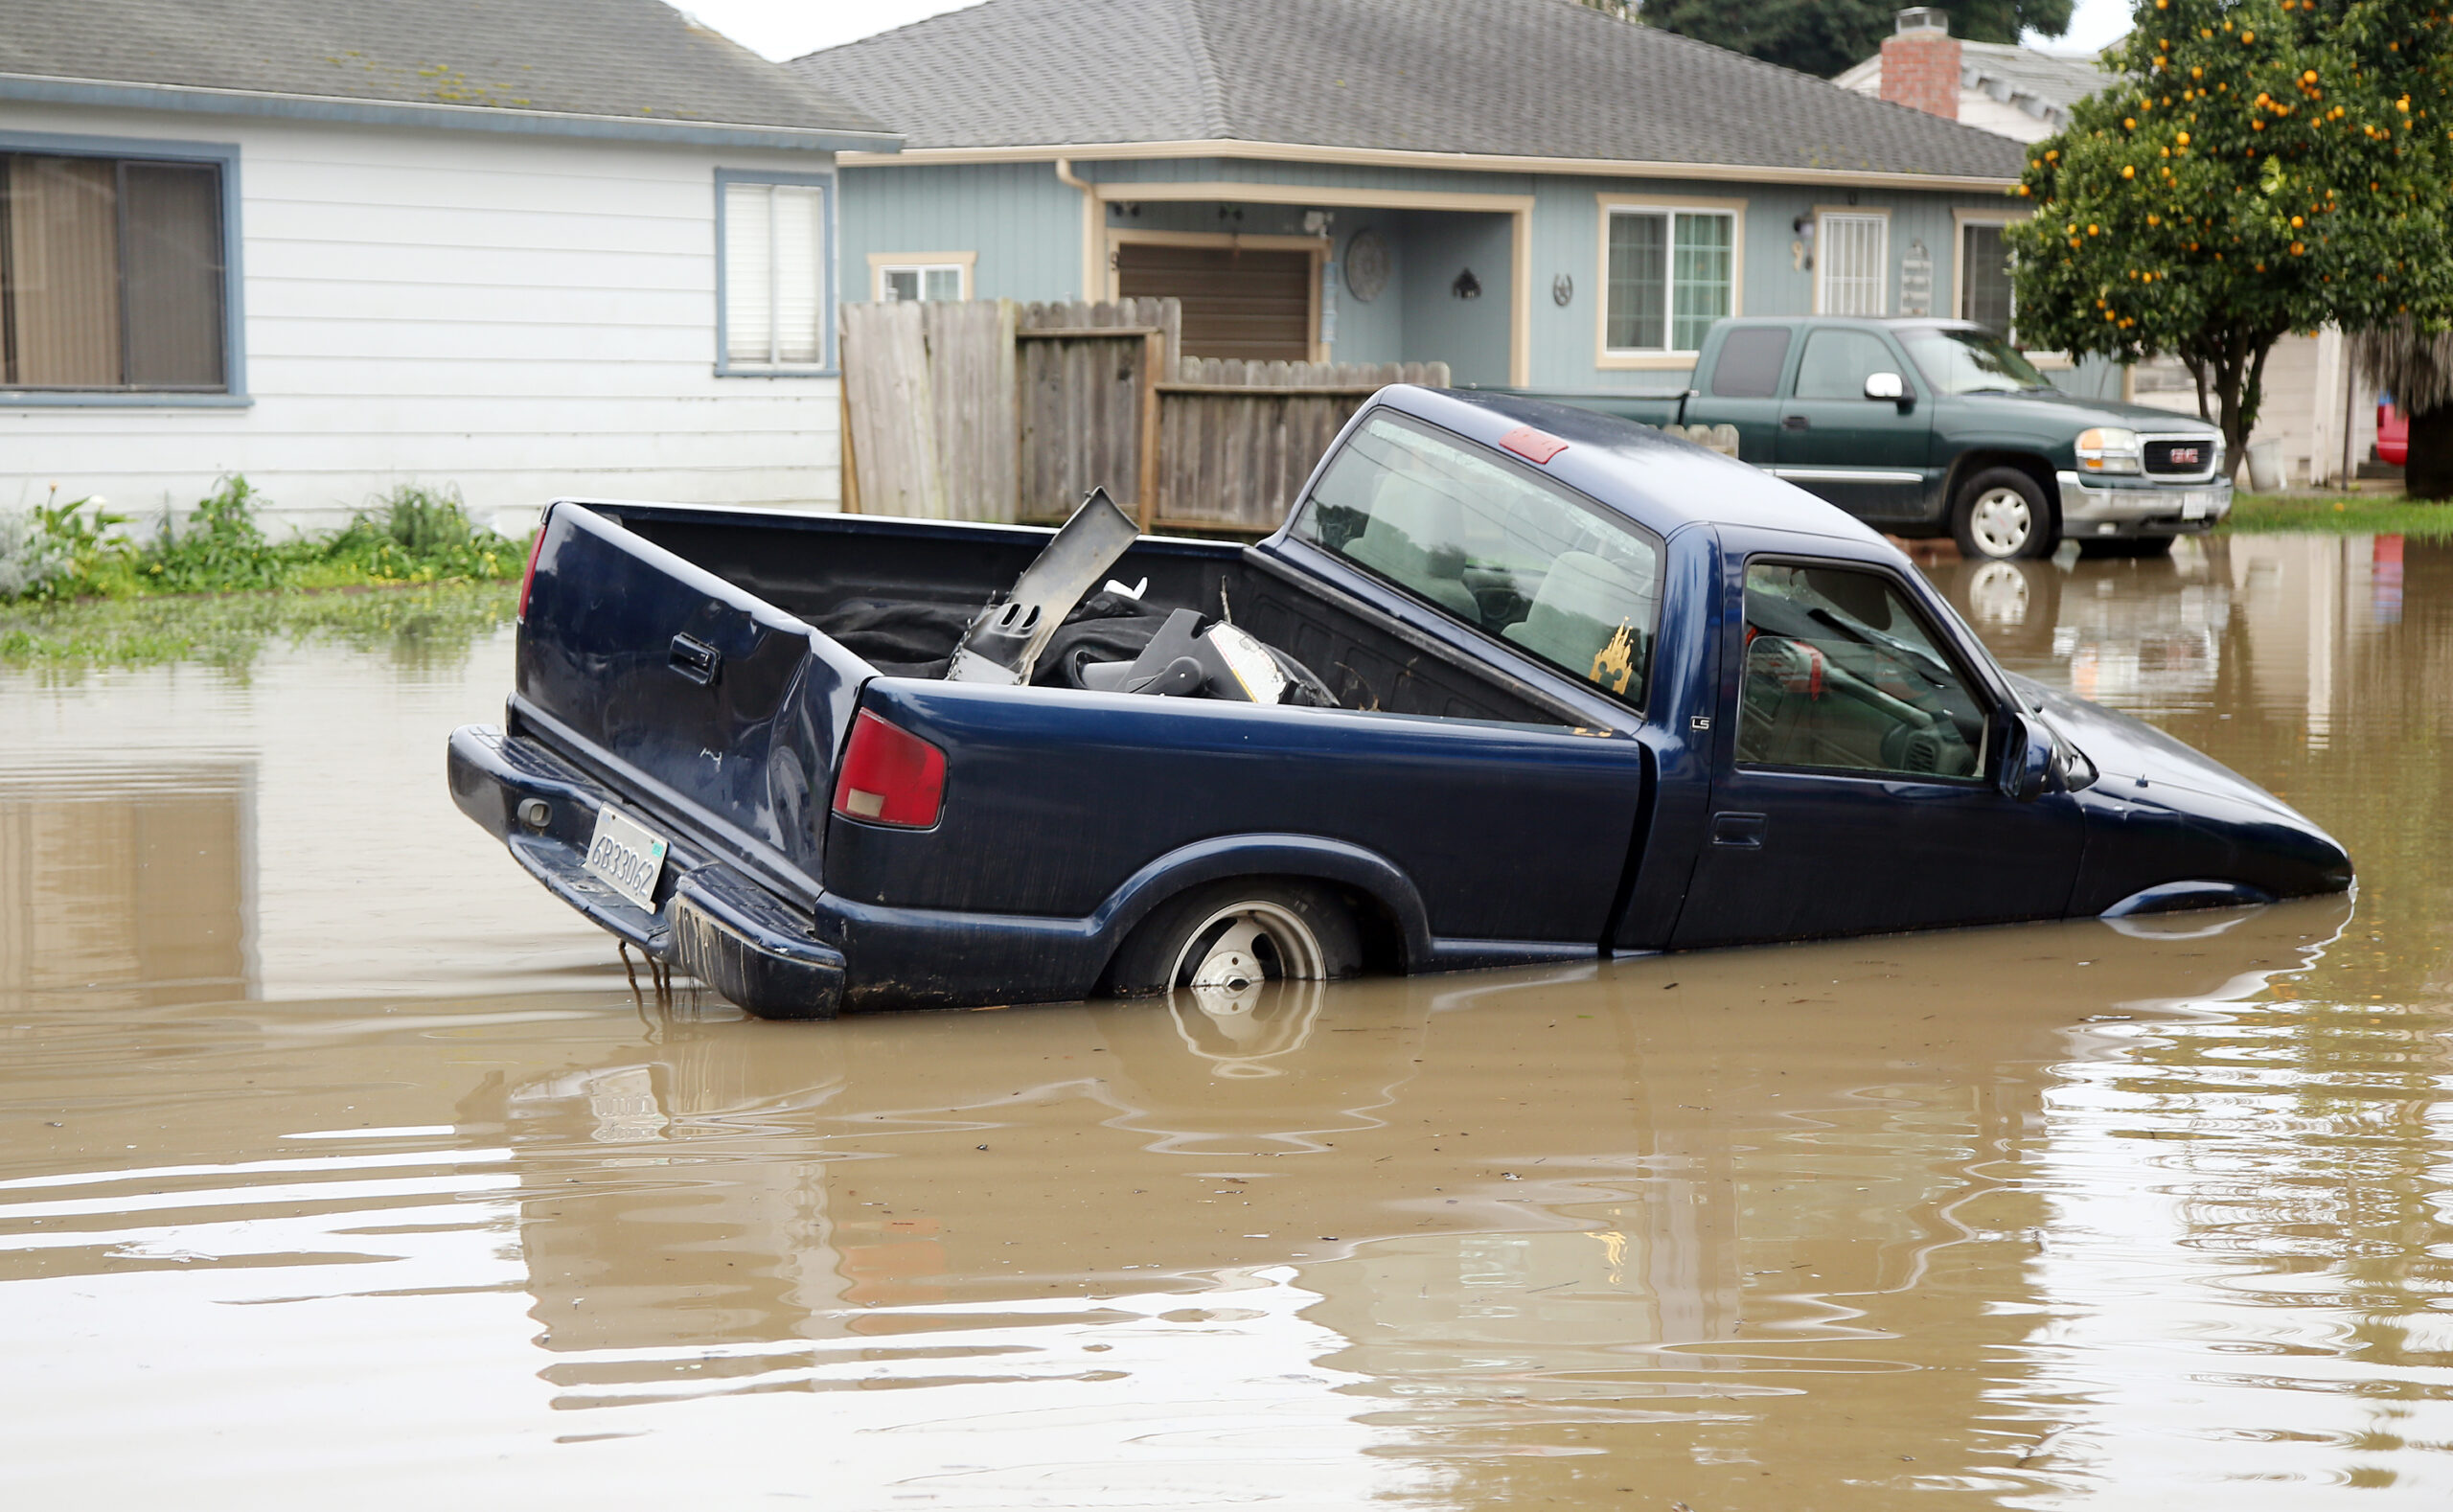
[1,0,894,146]
[794,0,2025,179]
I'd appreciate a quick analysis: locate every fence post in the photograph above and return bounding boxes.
[1138,329,1164,529]
[838,376,860,513]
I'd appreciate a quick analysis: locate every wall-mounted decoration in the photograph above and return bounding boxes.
[1551,273,1574,308]
[1452,267,1482,301]
[1898,239,1933,317]
[1344,228,1391,303]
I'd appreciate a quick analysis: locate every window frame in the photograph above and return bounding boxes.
[1295,406,1668,715]
[1813,207,1891,318]
[0,130,245,408]
[1593,193,1744,371]
[1951,210,2018,342]
[867,251,974,304]
[1731,554,2002,787]
[713,168,837,378]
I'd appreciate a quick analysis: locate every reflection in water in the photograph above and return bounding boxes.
[0,538,2448,1505]
[0,765,254,1006]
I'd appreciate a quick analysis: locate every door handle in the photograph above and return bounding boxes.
[1780,415,1810,431]
[1710,812,1767,848]
[668,633,722,685]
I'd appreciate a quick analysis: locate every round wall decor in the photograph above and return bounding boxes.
[1344,228,1391,303]
[1552,273,1574,307]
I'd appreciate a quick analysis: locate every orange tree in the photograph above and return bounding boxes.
[2007,0,2453,473]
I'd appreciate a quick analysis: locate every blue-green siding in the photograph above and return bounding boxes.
[839,155,2024,387]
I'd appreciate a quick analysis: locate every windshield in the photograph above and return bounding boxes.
[1898,327,2053,395]
[1296,412,1662,707]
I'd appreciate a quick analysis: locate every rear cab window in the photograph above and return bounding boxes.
[1295,411,1664,708]
[1708,326,1793,398]
[1738,561,1992,780]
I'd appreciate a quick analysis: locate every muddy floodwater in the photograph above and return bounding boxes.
[3,534,2448,1508]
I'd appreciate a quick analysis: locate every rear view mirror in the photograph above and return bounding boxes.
[1999,710,2055,801]
[1864,371,1905,401]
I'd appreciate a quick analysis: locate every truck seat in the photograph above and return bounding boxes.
[1502,550,1650,695]
[1343,476,1481,623]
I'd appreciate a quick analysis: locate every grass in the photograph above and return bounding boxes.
[2222,492,2453,538]
[2,477,529,607]
[0,580,517,675]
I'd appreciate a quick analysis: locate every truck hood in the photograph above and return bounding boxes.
[1957,387,2220,437]
[2007,671,2286,813]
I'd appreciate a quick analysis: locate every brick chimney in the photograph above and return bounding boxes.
[1881,8,1961,122]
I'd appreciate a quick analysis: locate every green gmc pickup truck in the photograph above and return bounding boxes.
[1503,317,2230,561]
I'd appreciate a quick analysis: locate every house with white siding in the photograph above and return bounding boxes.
[794,0,2052,397]
[1,0,896,529]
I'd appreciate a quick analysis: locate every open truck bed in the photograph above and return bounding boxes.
[449,385,2349,1019]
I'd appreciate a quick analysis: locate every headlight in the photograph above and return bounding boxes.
[2075,426,2144,474]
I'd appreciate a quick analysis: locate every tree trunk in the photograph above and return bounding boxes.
[2408,402,2453,501]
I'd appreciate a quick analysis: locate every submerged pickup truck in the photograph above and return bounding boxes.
[447,385,2347,1020]
[1503,317,2231,561]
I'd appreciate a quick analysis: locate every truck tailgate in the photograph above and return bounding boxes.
[515,502,871,901]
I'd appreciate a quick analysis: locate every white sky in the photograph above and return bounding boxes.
[680,0,2136,64]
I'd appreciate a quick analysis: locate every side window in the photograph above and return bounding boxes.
[721,175,831,371]
[1737,561,1990,779]
[1793,328,1901,401]
[1297,411,1663,706]
[1708,327,1792,399]
[2,152,230,392]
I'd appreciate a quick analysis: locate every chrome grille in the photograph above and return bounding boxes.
[2143,436,2218,477]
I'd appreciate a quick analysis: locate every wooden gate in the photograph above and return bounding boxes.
[841,297,1447,535]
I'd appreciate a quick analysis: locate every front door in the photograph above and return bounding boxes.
[1669,557,2087,949]
[1773,327,1933,522]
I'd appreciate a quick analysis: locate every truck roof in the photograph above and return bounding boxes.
[1384,385,1891,549]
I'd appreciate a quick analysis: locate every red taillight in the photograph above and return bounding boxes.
[832,711,946,829]
[516,511,550,623]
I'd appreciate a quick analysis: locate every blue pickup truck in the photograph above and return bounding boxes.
[447,386,2348,1019]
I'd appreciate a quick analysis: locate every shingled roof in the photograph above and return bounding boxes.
[1,0,896,149]
[792,0,2026,180]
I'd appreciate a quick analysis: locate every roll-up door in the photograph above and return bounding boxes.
[1115,242,1313,361]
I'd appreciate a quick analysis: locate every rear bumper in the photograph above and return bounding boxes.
[2055,471,2232,538]
[448,724,848,1019]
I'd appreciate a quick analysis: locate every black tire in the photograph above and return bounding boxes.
[1104,880,1363,997]
[1950,467,2055,561]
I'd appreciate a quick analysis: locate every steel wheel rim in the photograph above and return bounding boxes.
[1969,489,2034,558]
[1169,901,1327,992]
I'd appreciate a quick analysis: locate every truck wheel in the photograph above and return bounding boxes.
[1951,468,2054,561]
[1106,881,1362,997]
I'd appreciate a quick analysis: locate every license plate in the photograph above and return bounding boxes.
[583,804,669,910]
[2181,493,2210,520]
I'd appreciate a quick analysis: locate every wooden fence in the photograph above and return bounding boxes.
[840,297,1445,535]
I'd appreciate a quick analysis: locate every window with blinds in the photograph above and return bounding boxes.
[722,179,830,370]
[1605,208,1733,355]
[1,153,227,391]
[1817,212,1889,317]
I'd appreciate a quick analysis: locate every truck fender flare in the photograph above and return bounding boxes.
[1089,834,1434,970]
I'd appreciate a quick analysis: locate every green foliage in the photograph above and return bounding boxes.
[147,475,287,594]
[2223,490,2453,533]
[2008,0,2453,458]
[1639,0,2071,79]
[0,476,528,604]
